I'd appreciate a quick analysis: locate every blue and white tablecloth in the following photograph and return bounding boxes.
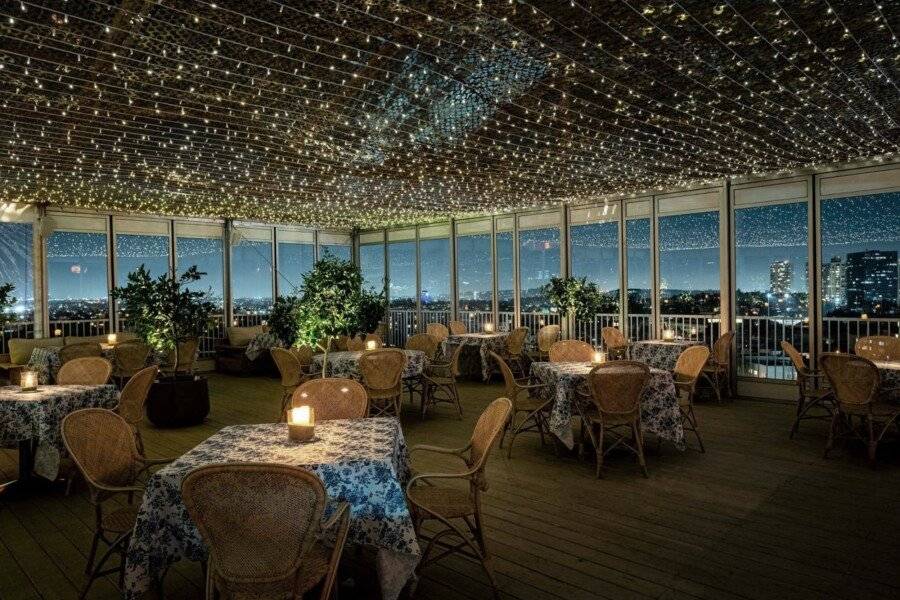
[441,333,510,380]
[629,340,700,371]
[124,418,419,600]
[244,331,283,361]
[310,349,425,380]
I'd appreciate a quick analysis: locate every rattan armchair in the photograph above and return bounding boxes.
[855,336,900,362]
[701,332,734,403]
[161,338,199,375]
[426,322,449,343]
[346,335,365,351]
[113,365,159,457]
[821,353,900,466]
[404,333,440,403]
[59,341,104,366]
[548,339,594,363]
[781,341,835,439]
[529,324,561,362]
[421,342,465,420]
[358,348,407,417]
[601,327,630,360]
[673,345,710,453]
[406,398,513,599]
[364,333,384,348]
[490,351,552,458]
[62,408,173,599]
[112,340,151,387]
[501,326,529,378]
[331,335,350,351]
[583,362,651,478]
[272,348,309,421]
[449,320,467,335]
[56,356,112,385]
[181,463,351,600]
[291,378,368,420]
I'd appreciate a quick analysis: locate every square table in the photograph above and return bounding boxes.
[441,333,510,380]
[310,349,425,379]
[124,418,420,600]
[530,362,685,450]
[630,339,701,371]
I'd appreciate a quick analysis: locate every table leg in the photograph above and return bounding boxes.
[0,439,35,495]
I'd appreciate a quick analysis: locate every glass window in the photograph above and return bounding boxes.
[387,241,416,309]
[360,243,385,293]
[320,244,351,261]
[625,218,651,314]
[115,233,170,288]
[176,235,224,309]
[457,233,492,314]
[47,230,110,325]
[277,241,315,295]
[0,222,34,322]
[419,237,451,311]
[496,231,514,314]
[518,227,560,313]
[571,220,619,312]
[231,239,273,315]
[658,211,720,315]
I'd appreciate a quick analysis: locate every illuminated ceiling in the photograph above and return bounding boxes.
[0,0,897,228]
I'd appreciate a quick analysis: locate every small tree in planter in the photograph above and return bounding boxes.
[0,283,16,325]
[356,288,387,338]
[294,257,363,376]
[545,276,615,337]
[268,295,302,347]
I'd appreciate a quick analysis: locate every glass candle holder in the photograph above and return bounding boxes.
[20,370,38,392]
[107,333,118,345]
[366,340,378,350]
[592,350,606,365]
[483,322,494,333]
[662,329,675,341]
[287,406,315,442]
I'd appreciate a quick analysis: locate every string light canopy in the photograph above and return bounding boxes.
[0,0,897,228]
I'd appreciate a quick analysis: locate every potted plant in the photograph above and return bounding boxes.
[294,257,364,376]
[112,265,215,427]
[545,276,615,338]
[356,288,387,338]
[268,295,302,347]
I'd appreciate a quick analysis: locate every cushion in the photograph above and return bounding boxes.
[8,337,64,365]
[227,325,264,347]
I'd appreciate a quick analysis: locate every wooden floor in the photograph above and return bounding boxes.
[1,374,899,600]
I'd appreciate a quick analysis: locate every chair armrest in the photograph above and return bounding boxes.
[136,456,176,476]
[321,501,351,532]
[518,382,551,392]
[406,469,477,495]
[410,444,469,458]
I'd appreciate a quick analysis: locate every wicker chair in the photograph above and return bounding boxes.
[113,365,159,457]
[291,346,315,373]
[855,336,900,362]
[406,398,513,599]
[56,356,112,385]
[548,339,594,363]
[421,342,465,420]
[61,409,172,599]
[346,336,365,351]
[821,353,900,466]
[161,338,199,375]
[59,341,103,366]
[449,320,467,335]
[673,346,710,453]
[364,333,384,348]
[181,463,351,600]
[291,377,368,420]
[530,324,560,362]
[701,332,734,403]
[501,326,529,378]
[426,322,449,343]
[331,335,350,351]
[781,341,835,439]
[358,349,407,417]
[601,327,630,361]
[272,348,309,421]
[490,351,552,458]
[111,340,151,387]
[583,361,651,478]
[404,333,440,403]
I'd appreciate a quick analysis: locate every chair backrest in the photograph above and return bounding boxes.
[601,327,627,349]
[271,347,303,388]
[820,353,880,409]
[59,342,103,365]
[405,333,439,359]
[116,365,158,426]
[114,341,151,372]
[587,362,650,416]
[449,320,467,335]
[548,340,594,363]
[346,336,365,352]
[537,324,561,352]
[181,463,326,589]
[673,346,710,383]
[364,333,384,348]
[331,335,350,351]
[780,340,807,373]
[62,408,139,492]
[467,398,513,486]
[489,351,518,399]
[166,338,199,371]
[358,348,407,391]
[426,322,449,342]
[291,345,314,366]
[56,356,112,385]
[855,336,899,362]
[711,332,734,364]
[291,378,368,420]
[506,327,529,355]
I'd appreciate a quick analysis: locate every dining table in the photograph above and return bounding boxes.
[629,339,700,371]
[874,360,900,390]
[309,349,425,379]
[529,361,685,450]
[124,417,420,600]
[441,332,510,380]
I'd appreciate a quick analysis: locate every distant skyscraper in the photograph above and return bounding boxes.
[822,256,846,308]
[769,260,792,295]
[846,250,898,314]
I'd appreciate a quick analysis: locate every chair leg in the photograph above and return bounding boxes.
[471,510,500,599]
[595,423,605,479]
[634,423,648,478]
[867,416,877,467]
[84,530,101,575]
[505,414,517,459]
[789,394,804,439]
[452,384,463,420]
[824,411,840,458]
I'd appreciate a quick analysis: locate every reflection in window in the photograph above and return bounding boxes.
[518,228,560,313]
[116,234,169,287]
[457,233,492,313]
[821,192,899,318]
[419,238,451,311]
[320,244,351,261]
[177,236,224,309]
[571,221,619,312]
[231,240,273,314]
[0,222,34,322]
[658,212,720,315]
[388,241,416,309]
[47,231,109,323]
[359,243,386,293]
[496,232,514,313]
[277,242,315,295]
[625,218,651,314]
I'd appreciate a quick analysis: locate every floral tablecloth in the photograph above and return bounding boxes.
[310,350,425,380]
[875,361,900,390]
[529,362,684,450]
[25,344,163,384]
[441,333,510,380]
[0,384,118,479]
[629,340,700,371]
[124,418,418,600]
[244,331,282,361]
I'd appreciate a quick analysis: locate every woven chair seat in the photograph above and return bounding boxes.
[407,485,474,519]
[367,386,401,401]
[842,401,900,418]
[423,374,454,386]
[211,542,330,600]
[585,410,640,427]
[101,504,140,533]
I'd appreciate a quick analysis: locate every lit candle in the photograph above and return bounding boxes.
[592,350,606,365]
[107,333,118,345]
[860,313,869,320]
[689,326,697,336]
[484,322,494,333]
[662,329,675,341]
[53,328,62,337]
[366,339,378,350]
[20,370,38,392]
[287,405,315,442]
